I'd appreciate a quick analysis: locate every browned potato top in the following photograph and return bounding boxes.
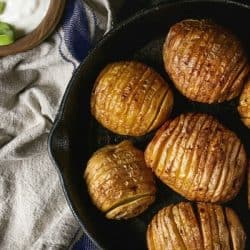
[238,79,250,128]
[147,202,246,250]
[91,61,173,136]
[163,19,249,103]
[84,140,156,219]
[145,113,247,203]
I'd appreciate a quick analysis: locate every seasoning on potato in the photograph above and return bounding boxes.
[91,61,174,136]
[147,202,246,250]
[238,78,250,128]
[163,19,249,103]
[145,113,247,203]
[84,140,156,219]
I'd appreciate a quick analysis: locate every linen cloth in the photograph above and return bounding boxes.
[0,0,120,249]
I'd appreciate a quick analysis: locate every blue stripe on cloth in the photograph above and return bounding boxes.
[61,0,91,62]
[58,30,77,70]
[73,234,99,250]
[59,1,98,248]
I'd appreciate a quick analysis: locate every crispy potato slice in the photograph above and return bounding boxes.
[172,205,191,249]
[197,203,213,250]
[147,206,174,250]
[178,202,203,249]
[213,205,230,249]
[165,206,186,250]
[106,195,155,219]
[238,79,250,128]
[207,203,221,249]
[146,224,156,250]
[161,206,174,250]
[225,208,246,250]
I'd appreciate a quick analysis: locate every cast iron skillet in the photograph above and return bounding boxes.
[48,1,250,249]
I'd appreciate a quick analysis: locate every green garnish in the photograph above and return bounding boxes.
[0,22,15,46]
[0,1,6,15]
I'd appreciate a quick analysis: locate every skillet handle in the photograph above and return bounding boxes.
[48,123,70,173]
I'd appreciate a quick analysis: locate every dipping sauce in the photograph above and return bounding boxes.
[0,0,50,38]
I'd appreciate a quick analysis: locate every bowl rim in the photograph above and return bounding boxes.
[0,0,66,57]
[48,0,250,249]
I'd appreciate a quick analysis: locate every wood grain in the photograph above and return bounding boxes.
[0,0,66,57]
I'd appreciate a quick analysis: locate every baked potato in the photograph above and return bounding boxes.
[238,79,250,128]
[145,113,247,203]
[91,61,173,136]
[163,19,249,103]
[147,202,246,250]
[84,140,156,219]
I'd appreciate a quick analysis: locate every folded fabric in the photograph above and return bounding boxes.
[0,0,117,248]
[72,234,99,250]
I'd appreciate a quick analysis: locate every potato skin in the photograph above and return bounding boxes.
[147,202,246,250]
[238,79,250,128]
[145,113,247,203]
[84,140,156,219]
[163,19,249,103]
[91,61,173,136]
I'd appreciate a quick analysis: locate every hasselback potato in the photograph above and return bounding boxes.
[91,61,173,136]
[163,19,249,103]
[147,202,246,250]
[84,141,156,219]
[238,79,250,128]
[145,113,247,203]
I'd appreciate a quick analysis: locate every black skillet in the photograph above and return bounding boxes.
[48,1,250,249]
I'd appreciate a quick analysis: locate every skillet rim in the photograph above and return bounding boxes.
[48,0,250,249]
